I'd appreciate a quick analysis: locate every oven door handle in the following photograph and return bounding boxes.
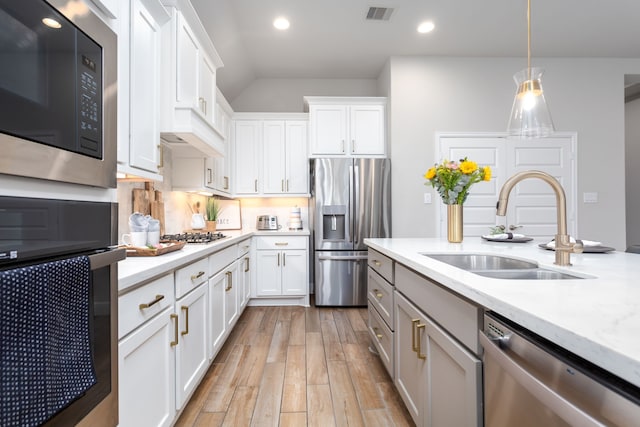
[479,331,603,427]
[89,248,126,271]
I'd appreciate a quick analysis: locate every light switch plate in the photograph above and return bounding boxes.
[424,193,432,204]
[583,192,598,203]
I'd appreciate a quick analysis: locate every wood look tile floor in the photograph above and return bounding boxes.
[175,305,414,427]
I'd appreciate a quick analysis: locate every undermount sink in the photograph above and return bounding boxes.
[422,253,584,280]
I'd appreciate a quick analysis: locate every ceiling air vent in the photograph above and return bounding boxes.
[366,7,394,21]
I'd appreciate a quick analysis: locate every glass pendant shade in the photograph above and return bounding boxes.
[507,67,555,138]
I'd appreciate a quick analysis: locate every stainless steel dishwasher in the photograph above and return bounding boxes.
[480,312,640,427]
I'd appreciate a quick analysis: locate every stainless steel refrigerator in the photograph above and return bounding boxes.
[310,158,391,306]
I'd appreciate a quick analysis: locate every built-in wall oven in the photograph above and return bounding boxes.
[0,0,117,189]
[481,312,640,426]
[0,196,125,426]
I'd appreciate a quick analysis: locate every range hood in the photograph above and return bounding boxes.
[160,109,225,158]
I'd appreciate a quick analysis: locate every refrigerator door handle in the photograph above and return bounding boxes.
[349,163,355,246]
[317,254,369,261]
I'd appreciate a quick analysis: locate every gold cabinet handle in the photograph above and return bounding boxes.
[373,260,381,267]
[286,179,289,192]
[275,242,289,246]
[254,179,258,192]
[139,294,164,310]
[225,271,233,291]
[191,271,205,281]
[277,253,280,266]
[372,327,383,340]
[224,176,229,190]
[373,289,383,299]
[411,319,420,352]
[244,256,250,272]
[157,144,164,168]
[283,253,286,267]
[181,306,189,336]
[416,324,426,360]
[170,314,179,347]
[207,168,213,184]
[281,179,285,192]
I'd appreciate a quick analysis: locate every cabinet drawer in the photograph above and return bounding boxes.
[367,268,394,330]
[175,258,209,299]
[119,273,174,339]
[368,304,394,378]
[237,238,251,257]
[255,236,307,250]
[368,249,393,283]
[209,244,238,276]
[396,264,482,355]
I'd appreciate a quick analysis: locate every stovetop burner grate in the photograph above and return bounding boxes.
[160,232,227,244]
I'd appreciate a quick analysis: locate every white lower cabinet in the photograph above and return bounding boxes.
[118,306,176,427]
[174,283,209,409]
[255,236,308,298]
[395,291,482,427]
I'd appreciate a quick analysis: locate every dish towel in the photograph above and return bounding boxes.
[482,233,526,240]
[546,238,602,248]
[0,256,96,427]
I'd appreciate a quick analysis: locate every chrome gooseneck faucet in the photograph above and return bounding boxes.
[496,170,582,266]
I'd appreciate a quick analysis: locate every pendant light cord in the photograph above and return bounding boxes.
[527,0,531,80]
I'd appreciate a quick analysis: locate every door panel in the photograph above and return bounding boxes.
[314,251,367,306]
[353,158,391,250]
[313,158,353,250]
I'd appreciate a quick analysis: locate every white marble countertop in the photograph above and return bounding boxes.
[117,229,310,294]
[364,237,640,389]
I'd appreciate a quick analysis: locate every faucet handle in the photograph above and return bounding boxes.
[572,239,584,254]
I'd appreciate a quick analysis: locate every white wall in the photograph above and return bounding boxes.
[389,56,640,250]
[626,97,640,247]
[231,78,379,112]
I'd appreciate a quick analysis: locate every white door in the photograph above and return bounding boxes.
[438,133,577,240]
[309,105,347,155]
[285,121,309,194]
[129,0,162,173]
[234,121,261,194]
[350,105,385,155]
[176,14,198,108]
[175,283,208,410]
[208,271,226,359]
[262,121,286,194]
[198,53,216,122]
[281,250,307,295]
[118,307,176,427]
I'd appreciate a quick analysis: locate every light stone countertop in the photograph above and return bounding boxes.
[117,229,310,294]
[364,237,640,389]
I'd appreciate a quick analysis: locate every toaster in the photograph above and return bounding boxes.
[256,215,279,230]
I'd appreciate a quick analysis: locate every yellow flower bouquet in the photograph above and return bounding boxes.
[424,158,491,205]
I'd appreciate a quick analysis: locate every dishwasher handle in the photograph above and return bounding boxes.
[479,331,605,427]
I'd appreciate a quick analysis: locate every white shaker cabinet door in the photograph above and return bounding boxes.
[208,271,227,360]
[350,104,385,156]
[309,105,348,155]
[255,250,282,296]
[285,121,309,194]
[234,120,262,194]
[281,249,307,296]
[262,121,286,194]
[119,307,176,427]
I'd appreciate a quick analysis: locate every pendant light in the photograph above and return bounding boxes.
[507,0,555,138]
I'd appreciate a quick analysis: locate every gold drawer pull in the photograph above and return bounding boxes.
[411,319,420,352]
[139,294,164,310]
[244,257,250,272]
[416,324,426,360]
[373,289,383,299]
[170,314,179,347]
[191,271,205,281]
[372,327,383,340]
[181,306,189,336]
[275,242,289,246]
[373,260,382,267]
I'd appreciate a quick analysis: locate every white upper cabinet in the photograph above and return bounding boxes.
[159,1,224,158]
[117,0,170,180]
[234,120,262,195]
[306,97,387,157]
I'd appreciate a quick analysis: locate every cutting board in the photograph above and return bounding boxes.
[131,185,165,234]
[132,189,150,215]
[151,190,165,235]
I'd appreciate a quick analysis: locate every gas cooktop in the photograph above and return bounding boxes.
[160,232,227,244]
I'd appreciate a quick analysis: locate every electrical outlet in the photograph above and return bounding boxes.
[583,192,598,203]
[424,193,432,204]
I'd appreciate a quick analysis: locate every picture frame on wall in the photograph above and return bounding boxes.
[216,199,242,230]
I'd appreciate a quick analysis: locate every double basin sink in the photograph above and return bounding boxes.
[423,254,584,280]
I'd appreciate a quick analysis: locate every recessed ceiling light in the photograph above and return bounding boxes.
[273,17,290,30]
[417,21,435,34]
[42,17,62,29]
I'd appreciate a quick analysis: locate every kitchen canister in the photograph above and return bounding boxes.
[288,206,303,230]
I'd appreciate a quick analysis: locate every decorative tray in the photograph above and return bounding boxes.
[123,241,186,257]
[537,243,615,253]
[482,236,533,243]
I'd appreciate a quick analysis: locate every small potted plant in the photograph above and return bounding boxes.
[205,197,221,232]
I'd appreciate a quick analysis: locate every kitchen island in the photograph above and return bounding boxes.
[364,237,640,390]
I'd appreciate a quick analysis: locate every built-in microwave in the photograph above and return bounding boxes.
[0,0,117,188]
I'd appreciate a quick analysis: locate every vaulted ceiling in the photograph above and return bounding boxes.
[190,0,640,101]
